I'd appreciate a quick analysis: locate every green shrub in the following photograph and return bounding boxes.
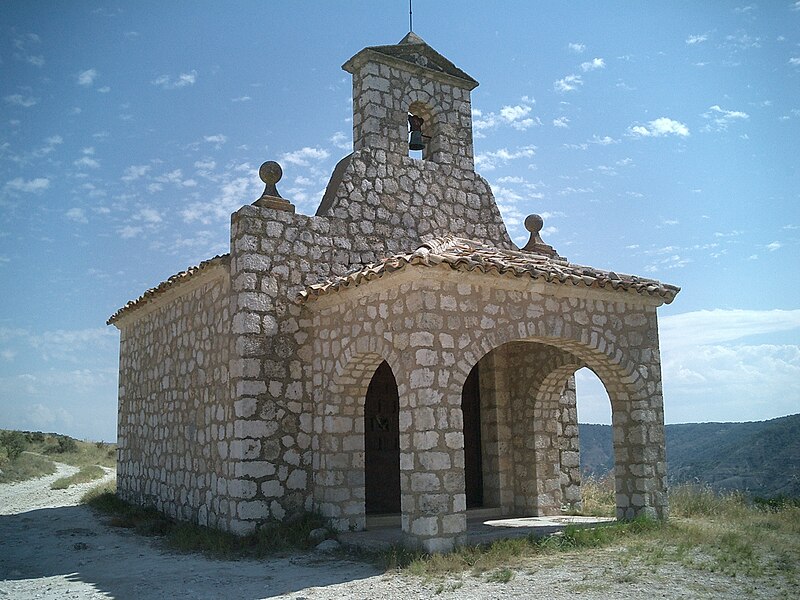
[753,495,800,512]
[24,431,46,443]
[0,430,27,460]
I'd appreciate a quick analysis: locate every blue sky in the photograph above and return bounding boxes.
[1,1,798,441]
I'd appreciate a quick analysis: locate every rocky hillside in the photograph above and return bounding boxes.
[579,414,800,498]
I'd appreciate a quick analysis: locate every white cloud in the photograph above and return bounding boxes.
[182,172,259,224]
[554,74,583,93]
[790,57,800,67]
[66,207,88,223]
[12,33,45,67]
[135,207,162,223]
[3,326,117,363]
[473,101,537,132]
[5,177,50,193]
[194,159,216,171]
[499,104,536,130]
[661,309,800,348]
[119,225,143,238]
[558,186,594,196]
[152,70,198,89]
[590,135,618,145]
[204,134,227,147]
[686,34,709,45]
[628,117,690,138]
[474,146,536,171]
[4,94,39,108]
[725,32,761,50]
[580,58,605,71]
[553,116,570,128]
[499,105,530,121]
[77,68,98,86]
[766,241,782,251]
[793,1,800,11]
[121,164,151,182]
[153,168,194,187]
[702,105,749,130]
[231,95,252,102]
[74,156,100,169]
[280,147,330,167]
[662,342,800,423]
[330,131,351,150]
[568,42,586,53]
[643,253,691,272]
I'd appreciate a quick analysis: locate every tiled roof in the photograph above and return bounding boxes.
[107,254,230,325]
[298,237,680,304]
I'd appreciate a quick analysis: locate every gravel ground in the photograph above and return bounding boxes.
[0,466,788,599]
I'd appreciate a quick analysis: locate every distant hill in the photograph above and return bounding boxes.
[579,414,800,498]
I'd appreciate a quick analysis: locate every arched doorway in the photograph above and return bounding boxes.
[364,361,401,514]
[462,364,484,508]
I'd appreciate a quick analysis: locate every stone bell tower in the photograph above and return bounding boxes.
[318,32,512,251]
[343,32,479,170]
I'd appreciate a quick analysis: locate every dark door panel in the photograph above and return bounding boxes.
[365,361,400,514]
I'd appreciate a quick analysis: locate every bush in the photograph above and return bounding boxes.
[753,495,800,512]
[0,430,27,460]
[45,435,78,454]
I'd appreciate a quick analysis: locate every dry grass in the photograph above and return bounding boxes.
[388,482,799,597]
[51,464,106,489]
[0,451,56,483]
[0,430,115,484]
[83,490,333,558]
[577,474,616,517]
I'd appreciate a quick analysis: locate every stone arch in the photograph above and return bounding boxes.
[405,92,444,162]
[458,310,666,521]
[313,335,405,531]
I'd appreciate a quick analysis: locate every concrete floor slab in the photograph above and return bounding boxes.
[338,515,615,552]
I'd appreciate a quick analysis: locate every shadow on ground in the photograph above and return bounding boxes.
[0,505,380,599]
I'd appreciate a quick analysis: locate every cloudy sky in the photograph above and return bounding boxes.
[1,2,798,441]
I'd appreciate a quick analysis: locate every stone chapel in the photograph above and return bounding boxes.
[108,33,679,552]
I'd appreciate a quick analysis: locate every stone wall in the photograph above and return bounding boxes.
[115,264,233,530]
[224,131,514,531]
[318,151,512,251]
[305,268,668,551]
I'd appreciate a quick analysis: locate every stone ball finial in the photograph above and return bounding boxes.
[522,213,557,257]
[524,213,544,235]
[259,161,283,186]
[253,160,295,213]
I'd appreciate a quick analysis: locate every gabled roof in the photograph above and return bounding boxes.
[343,32,479,90]
[297,236,680,304]
[107,254,230,326]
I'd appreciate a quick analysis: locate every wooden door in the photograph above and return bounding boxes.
[462,365,484,508]
[364,361,401,514]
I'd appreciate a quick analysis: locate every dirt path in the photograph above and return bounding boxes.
[0,468,780,599]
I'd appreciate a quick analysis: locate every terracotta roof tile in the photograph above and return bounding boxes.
[107,254,230,325]
[298,237,680,304]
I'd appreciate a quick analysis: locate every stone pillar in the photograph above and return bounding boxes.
[398,341,468,553]
[226,204,312,534]
[610,308,669,520]
[559,376,582,511]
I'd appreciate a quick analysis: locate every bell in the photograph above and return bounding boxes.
[409,130,425,151]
